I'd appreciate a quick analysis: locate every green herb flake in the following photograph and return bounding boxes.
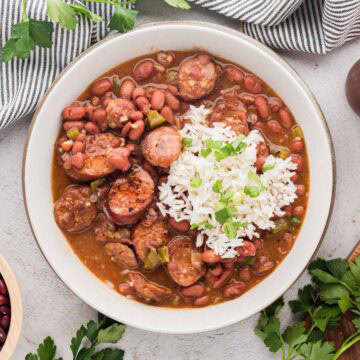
[182,137,193,148]
[262,163,276,172]
[224,220,237,240]
[212,179,223,193]
[291,216,301,226]
[190,177,202,188]
[244,186,260,198]
[203,138,222,149]
[191,221,213,230]
[248,170,268,190]
[200,148,211,158]
[215,207,230,225]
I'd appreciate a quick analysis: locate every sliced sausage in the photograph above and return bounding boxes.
[210,99,249,135]
[178,54,218,101]
[93,214,131,245]
[105,166,155,225]
[59,133,124,181]
[142,126,182,168]
[128,272,172,302]
[132,217,168,262]
[236,240,257,257]
[105,243,138,270]
[167,236,206,287]
[54,185,97,233]
[105,98,135,128]
[255,137,270,170]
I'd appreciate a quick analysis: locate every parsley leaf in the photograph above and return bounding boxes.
[109,5,138,33]
[47,0,78,29]
[164,0,191,10]
[283,322,307,348]
[223,220,237,240]
[70,325,86,358]
[98,323,126,344]
[289,284,317,314]
[70,4,103,22]
[244,186,260,198]
[212,179,222,193]
[353,317,360,331]
[215,207,230,225]
[200,148,211,158]
[25,336,59,360]
[298,340,334,360]
[93,348,125,360]
[182,137,192,148]
[190,177,202,188]
[191,221,213,230]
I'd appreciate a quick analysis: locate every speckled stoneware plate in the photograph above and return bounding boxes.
[22,21,335,334]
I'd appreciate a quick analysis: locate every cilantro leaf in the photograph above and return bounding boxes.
[98,324,126,344]
[47,0,77,30]
[164,0,191,10]
[109,5,138,33]
[93,348,125,360]
[283,322,307,348]
[70,325,86,358]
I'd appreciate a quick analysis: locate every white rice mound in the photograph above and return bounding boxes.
[157,105,297,258]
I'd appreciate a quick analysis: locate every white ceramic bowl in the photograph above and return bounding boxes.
[23,22,335,334]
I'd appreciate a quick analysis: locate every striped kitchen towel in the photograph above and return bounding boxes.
[1,0,360,130]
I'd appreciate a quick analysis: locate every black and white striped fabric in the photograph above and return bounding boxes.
[1,0,360,130]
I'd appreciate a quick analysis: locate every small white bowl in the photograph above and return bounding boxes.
[22,22,335,334]
[0,255,22,359]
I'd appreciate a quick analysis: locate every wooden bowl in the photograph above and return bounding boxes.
[0,255,23,359]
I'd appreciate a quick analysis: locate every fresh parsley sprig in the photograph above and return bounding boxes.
[255,256,360,360]
[1,0,191,62]
[25,313,126,360]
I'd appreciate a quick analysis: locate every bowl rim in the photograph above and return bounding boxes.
[22,20,336,333]
[0,255,23,359]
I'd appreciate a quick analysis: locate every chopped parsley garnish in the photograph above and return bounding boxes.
[244,186,260,198]
[191,221,213,230]
[190,177,202,188]
[248,170,268,190]
[182,137,192,147]
[200,148,211,158]
[215,207,231,225]
[231,135,246,150]
[224,220,237,240]
[262,163,276,172]
[212,179,223,193]
[203,139,223,149]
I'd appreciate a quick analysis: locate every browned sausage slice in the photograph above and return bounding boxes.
[210,99,249,135]
[167,236,206,287]
[128,272,172,302]
[54,185,97,233]
[178,54,218,101]
[105,243,138,270]
[56,133,124,181]
[105,98,135,128]
[93,214,131,245]
[142,126,182,168]
[132,216,169,262]
[105,166,154,225]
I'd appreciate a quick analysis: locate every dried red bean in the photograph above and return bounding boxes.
[194,295,210,306]
[296,184,306,196]
[90,78,112,96]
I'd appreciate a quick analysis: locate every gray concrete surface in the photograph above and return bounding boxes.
[1,0,360,358]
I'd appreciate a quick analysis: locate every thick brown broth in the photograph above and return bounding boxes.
[52,50,309,308]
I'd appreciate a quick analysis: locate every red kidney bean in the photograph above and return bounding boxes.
[254,239,263,250]
[129,111,144,121]
[293,206,304,216]
[0,296,8,306]
[70,152,86,169]
[255,96,270,119]
[0,282,7,296]
[181,283,205,298]
[61,140,73,152]
[284,205,292,218]
[71,141,85,154]
[209,263,223,277]
[224,65,244,84]
[165,92,180,110]
[108,151,131,172]
[91,96,100,106]
[160,106,175,125]
[213,270,233,289]
[62,106,86,121]
[238,266,251,281]
[151,89,165,110]
[121,122,132,137]
[76,133,86,143]
[132,87,145,99]
[283,232,294,247]
[296,184,306,196]
[120,79,136,99]
[291,154,304,172]
[90,78,112,96]
[136,96,150,114]
[118,283,133,296]
[222,258,237,269]
[194,295,210,306]
[111,138,122,148]
[167,85,178,96]
[0,316,10,330]
[239,93,255,105]
[102,97,111,107]
[279,108,293,129]
[291,140,304,153]
[244,75,263,94]
[85,121,100,134]
[63,121,85,131]
[128,120,145,141]
[133,60,154,82]
[0,327,7,344]
[290,174,298,183]
[156,51,174,67]
[202,250,221,264]
[267,120,282,133]
[223,281,245,298]
[0,307,10,316]
[92,108,106,127]
[168,217,190,232]
[268,97,283,112]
